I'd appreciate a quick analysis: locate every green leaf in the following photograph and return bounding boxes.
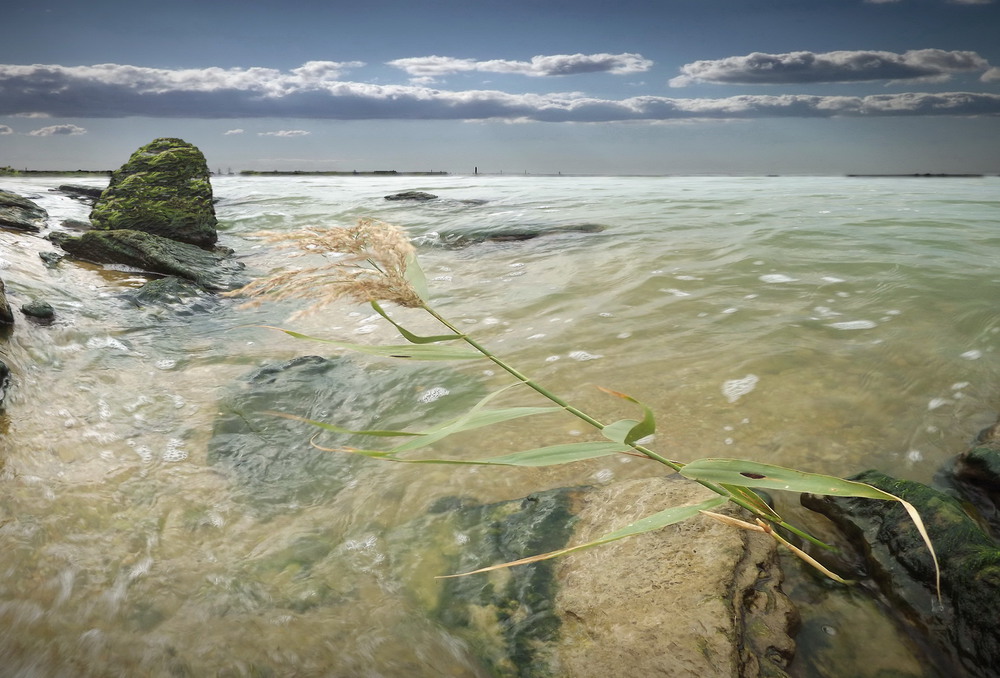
[265,411,423,438]
[720,483,783,522]
[257,326,481,360]
[389,383,560,452]
[438,495,728,577]
[597,387,656,445]
[680,458,941,598]
[601,419,640,444]
[403,251,431,302]
[480,441,630,466]
[679,459,900,500]
[392,406,560,452]
[370,301,464,344]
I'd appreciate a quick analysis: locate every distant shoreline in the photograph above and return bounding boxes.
[237,170,449,177]
[1,169,994,179]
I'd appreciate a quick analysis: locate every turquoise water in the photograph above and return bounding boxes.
[1,174,998,675]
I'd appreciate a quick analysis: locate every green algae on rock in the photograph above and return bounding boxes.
[90,138,218,248]
[802,469,1000,678]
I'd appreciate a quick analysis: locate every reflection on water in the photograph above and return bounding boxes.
[1,175,998,675]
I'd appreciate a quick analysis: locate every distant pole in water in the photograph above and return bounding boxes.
[474,166,478,175]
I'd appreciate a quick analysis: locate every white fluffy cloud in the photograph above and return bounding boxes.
[670,49,990,86]
[257,130,311,137]
[1,62,998,123]
[27,124,87,136]
[387,53,653,80]
[224,128,245,135]
[0,124,12,135]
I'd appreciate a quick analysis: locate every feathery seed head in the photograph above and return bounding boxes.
[226,219,424,314]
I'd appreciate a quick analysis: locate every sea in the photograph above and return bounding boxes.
[1,173,998,676]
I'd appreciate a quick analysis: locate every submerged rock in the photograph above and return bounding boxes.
[0,189,47,233]
[437,223,606,247]
[53,229,246,292]
[56,183,106,203]
[802,468,1000,677]
[943,417,1000,534]
[20,299,54,320]
[119,276,219,316]
[385,190,438,201]
[208,355,484,517]
[90,137,218,248]
[388,478,797,677]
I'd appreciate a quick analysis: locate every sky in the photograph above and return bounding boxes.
[1,0,999,175]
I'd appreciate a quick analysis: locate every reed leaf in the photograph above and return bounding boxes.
[256,325,481,360]
[680,458,941,597]
[597,387,656,445]
[438,496,728,578]
[370,301,464,344]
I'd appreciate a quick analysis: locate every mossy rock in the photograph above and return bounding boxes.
[90,138,218,248]
[803,470,1000,677]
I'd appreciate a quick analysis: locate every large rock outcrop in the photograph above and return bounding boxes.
[89,137,218,248]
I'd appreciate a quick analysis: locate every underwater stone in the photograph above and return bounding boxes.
[384,191,438,201]
[90,138,218,248]
[20,299,54,320]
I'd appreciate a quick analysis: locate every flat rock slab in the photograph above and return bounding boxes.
[0,189,47,233]
[553,479,796,678]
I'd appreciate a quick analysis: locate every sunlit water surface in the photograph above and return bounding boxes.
[1,175,998,676]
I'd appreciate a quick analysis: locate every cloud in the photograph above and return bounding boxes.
[387,53,653,80]
[224,128,245,135]
[670,49,990,86]
[28,123,87,136]
[1,62,998,123]
[982,67,1000,82]
[257,129,311,137]
[0,124,12,135]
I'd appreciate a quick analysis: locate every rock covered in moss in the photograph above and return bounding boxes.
[0,189,47,233]
[53,229,245,291]
[90,138,218,248]
[802,469,1000,677]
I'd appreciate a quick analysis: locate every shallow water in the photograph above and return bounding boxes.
[1,174,998,676]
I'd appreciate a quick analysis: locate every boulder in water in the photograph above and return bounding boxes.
[56,183,106,203]
[384,191,438,201]
[20,299,54,321]
[0,189,47,233]
[90,137,218,248]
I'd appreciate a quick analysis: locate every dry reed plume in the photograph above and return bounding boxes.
[226,218,423,314]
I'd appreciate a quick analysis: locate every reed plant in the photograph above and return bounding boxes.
[230,218,939,589]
